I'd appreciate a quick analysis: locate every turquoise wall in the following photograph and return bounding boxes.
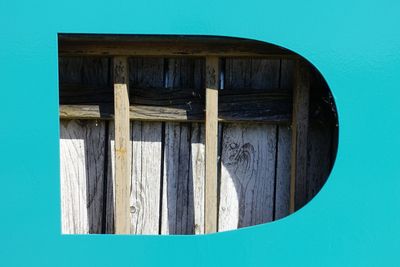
[0,0,399,266]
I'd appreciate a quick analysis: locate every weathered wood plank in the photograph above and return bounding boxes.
[59,56,112,86]
[218,123,277,231]
[290,60,310,213]
[58,34,296,58]
[190,123,205,234]
[161,123,193,234]
[274,125,291,220]
[306,122,332,202]
[60,120,106,234]
[204,56,219,233]
[273,60,294,220]
[129,57,164,88]
[113,56,131,234]
[159,58,207,234]
[59,86,292,123]
[225,58,281,91]
[131,121,163,234]
[105,121,115,233]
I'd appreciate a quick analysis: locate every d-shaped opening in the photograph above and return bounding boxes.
[58,34,338,234]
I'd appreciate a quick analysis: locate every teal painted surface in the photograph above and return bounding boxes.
[0,0,399,266]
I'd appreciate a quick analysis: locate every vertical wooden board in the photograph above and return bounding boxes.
[113,56,131,234]
[60,119,106,234]
[224,58,280,90]
[59,57,112,86]
[190,123,205,234]
[250,59,280,89]
[273,60,294,220]
[224,58,251,89]
[129,57,164,88]
[205,56,219,233]
[161,122,193,234]
[218,123,277,231]
[58,57,83,84]
[290,60,310,212]
[274,125,292,220]
[105,121,115,234]
[306,122,332,202]
[81,57,112,86]
[160,58,205,234]
[280,59,295,92]
[131,121,163,234]
[165,58,195,88]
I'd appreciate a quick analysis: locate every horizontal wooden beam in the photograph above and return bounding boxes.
[59,103,291,123]
[58,34,297,58]
[59,87,292,123]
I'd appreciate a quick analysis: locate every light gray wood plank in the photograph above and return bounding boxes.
[190,123,205,234]
[60,119,106,234]
[218,123,277,231]
[131,121,163,234]
[274,125,291,220]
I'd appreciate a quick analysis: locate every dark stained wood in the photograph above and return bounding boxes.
[290,60,310,213]
[58,34,297,58]
[224,58,282,90]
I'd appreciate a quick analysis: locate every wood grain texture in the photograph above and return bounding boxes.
[218,123,277,231]
[160,58,206,234]
[290,60,310,212]
[59,87,291,123]
[161,123,194,234]
[274,125,291,220]
[131,121,163,234]
[105,121,116,233]
[306,122,332,202]
[225,58,281,91]
[205,56,219,233]
[59,34,296,58]
[273,60,294,220]
[113,56,131,234]
[60,120,106,234]
[190,123,206,234]
[58,53,336,234]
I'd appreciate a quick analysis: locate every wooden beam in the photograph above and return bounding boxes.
[59,87,292,123]
[289,60,310,213]
[113,56,131,234]
[58,34,297,58]
[204,56,219,233]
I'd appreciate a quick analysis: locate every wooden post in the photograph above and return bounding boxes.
[113,57,131,234]
[205,56,219,233]
[290,59,310,213]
